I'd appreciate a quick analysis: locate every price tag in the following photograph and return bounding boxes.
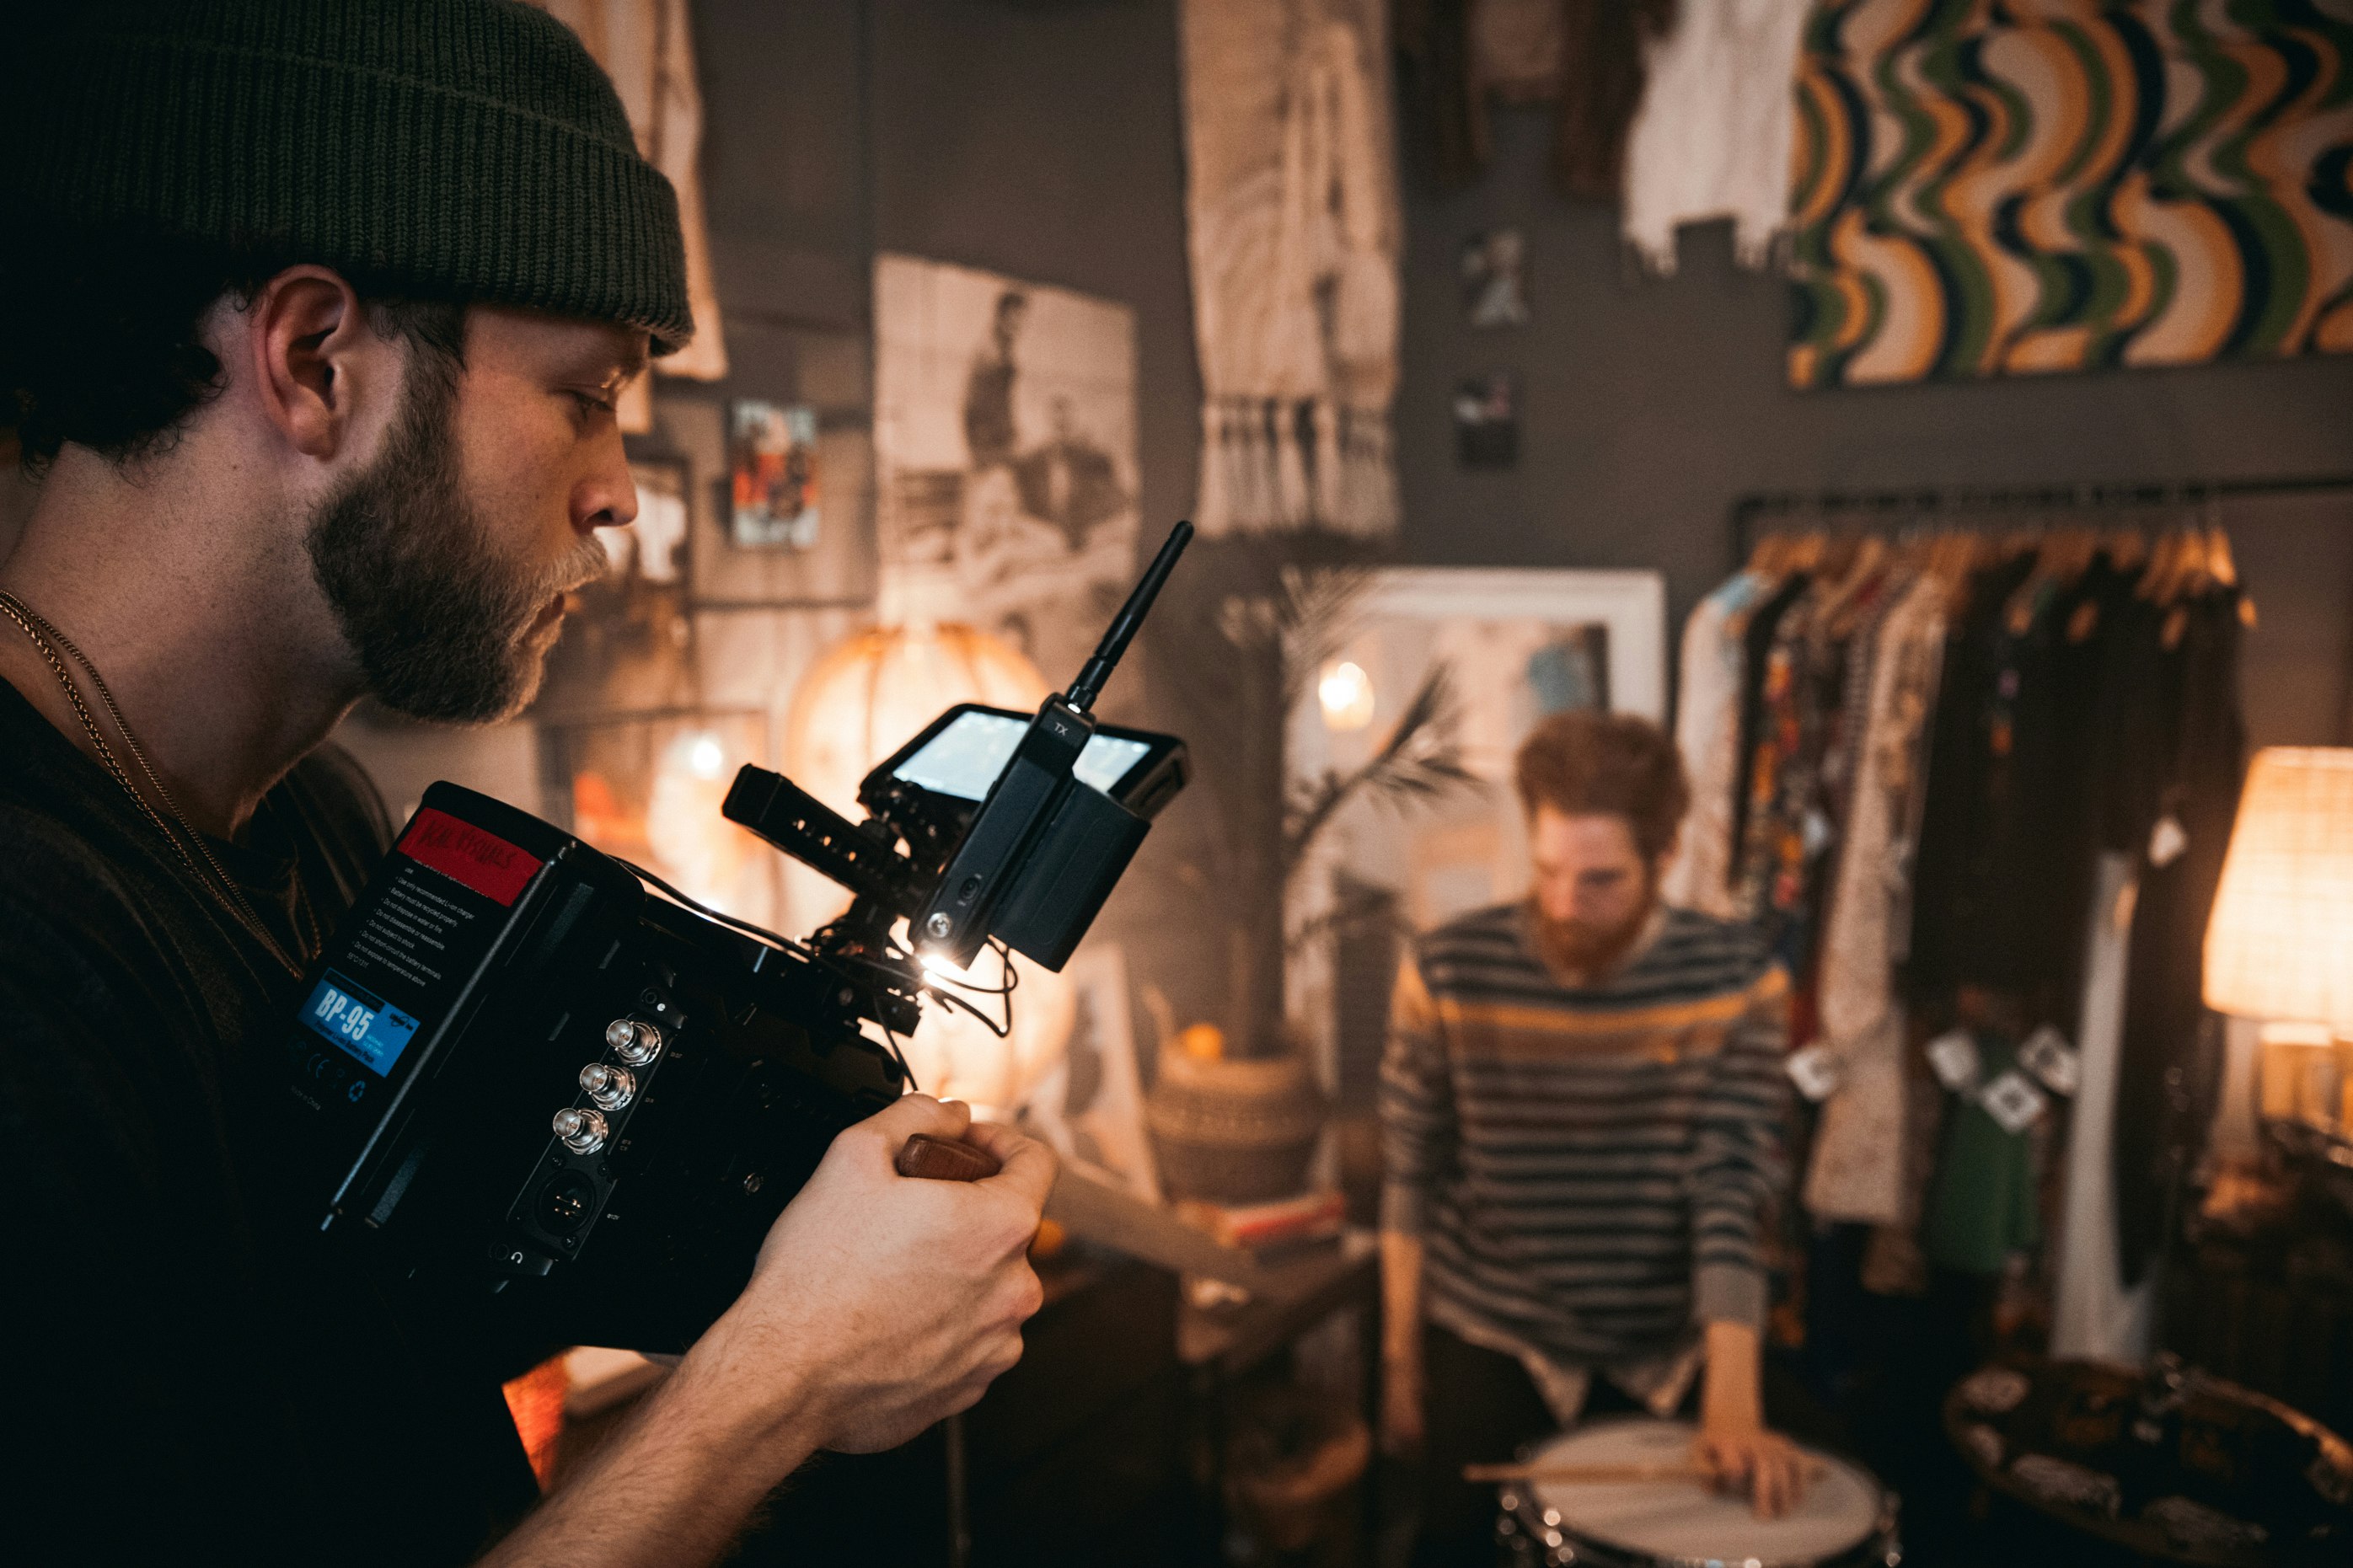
[1979,1070,2049,1135]
[1785,1044,1841,1102]
[1926,1029,1980,1094]
[2019,1025,2081,1097]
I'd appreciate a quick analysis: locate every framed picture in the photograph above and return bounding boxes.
[727,400,821,549]
[1452,370,1519,468]
[621,457,689,583]
[1460,227,1530,329]
[532,458,694,721]
[873,254,1140,687]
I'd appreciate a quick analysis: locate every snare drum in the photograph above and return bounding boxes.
[1496,1417,1900,1568]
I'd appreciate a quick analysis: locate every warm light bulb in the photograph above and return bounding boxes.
[687,735,726,780]
[1318,659,1375,730]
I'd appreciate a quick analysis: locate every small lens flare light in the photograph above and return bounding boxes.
[687,735,726,780]
[1318,659,1375,730]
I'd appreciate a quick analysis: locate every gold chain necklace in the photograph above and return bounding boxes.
[0,589,307,980]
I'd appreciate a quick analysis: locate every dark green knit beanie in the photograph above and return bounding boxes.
[4,0,693,352]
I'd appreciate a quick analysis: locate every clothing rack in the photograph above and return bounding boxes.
[1729,473,2353,569]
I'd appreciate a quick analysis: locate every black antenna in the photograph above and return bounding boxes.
[1064,519,1193,713]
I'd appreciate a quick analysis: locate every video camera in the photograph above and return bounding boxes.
[281,523,1193,1352]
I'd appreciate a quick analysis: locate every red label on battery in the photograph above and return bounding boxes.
[397,807,542,907]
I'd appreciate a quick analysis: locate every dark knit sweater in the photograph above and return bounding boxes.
[1380,902,1788,1367]
[0,677,539,1565]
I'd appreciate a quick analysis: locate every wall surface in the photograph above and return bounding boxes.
[689,0,1198,580]
[340,8,2351,1022]
[1397,107,2353,702]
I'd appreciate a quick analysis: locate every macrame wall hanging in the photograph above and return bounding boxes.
[1182,0,1404,538]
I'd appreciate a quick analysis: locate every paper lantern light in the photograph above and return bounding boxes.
[782,622,1073,1115]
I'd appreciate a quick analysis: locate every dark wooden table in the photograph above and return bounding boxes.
[1177,1228,1382,1561]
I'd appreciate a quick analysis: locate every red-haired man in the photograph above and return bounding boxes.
[1380,710,1808,1564]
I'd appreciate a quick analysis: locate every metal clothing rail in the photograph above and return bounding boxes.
[1729,472,2353,567]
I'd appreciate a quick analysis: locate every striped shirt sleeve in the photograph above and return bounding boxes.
[1688,964,1790,1327]
[1378,953,1452,1238]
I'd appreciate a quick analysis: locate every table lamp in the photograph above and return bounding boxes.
[2202,747,2353,1135]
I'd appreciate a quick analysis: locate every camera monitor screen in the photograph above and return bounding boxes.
[891,709,1151,803]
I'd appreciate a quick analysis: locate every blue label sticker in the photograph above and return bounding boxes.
[300,970,423,1078]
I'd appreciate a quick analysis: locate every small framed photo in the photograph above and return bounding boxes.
[1461,227,1530,328]
[1453,370,1520,468]
[620,457,689,584]
[727,400,821,549]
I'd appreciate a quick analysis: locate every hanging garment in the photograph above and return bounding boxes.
[1620,0,1811,273]
[1553,0,1680,201]
[533,0,728,383]
[1905,553,2039,1003]
[1945,555,2133,1017]
[1862,1019,1950,1296]
[2110,588,2246,1284]
[1184,0,1403,538]
[1726,571,1812,905]
[1731,581,1828,950]
[2050,852,2152,1361]
[1664,571,1764,918]
[1805,574,1948,1225]
[1921,1030,2044,1275]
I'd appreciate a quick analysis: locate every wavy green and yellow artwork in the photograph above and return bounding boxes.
[1787,0,2353,388]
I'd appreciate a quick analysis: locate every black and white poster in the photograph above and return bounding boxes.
[874,254,1141,688]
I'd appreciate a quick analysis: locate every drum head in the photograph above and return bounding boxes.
[1526,1418,1882,1566]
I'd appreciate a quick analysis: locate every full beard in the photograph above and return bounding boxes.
[1530,882,1659,982]
[304,361,607,725]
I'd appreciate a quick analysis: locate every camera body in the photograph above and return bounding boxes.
[282,705,1185,1353]
[280,784,902,1351]
[285,520,1193,1351]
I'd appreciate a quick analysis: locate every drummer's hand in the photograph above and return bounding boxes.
[1693,1422,1808,1519]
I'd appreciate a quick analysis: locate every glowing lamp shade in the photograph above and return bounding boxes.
[2202,747,2353,1036]
[782,622,1071,1114]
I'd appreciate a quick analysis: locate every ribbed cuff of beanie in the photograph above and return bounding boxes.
[9,0,692,351]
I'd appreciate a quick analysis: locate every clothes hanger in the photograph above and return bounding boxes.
[2136,526,2183,603]
[1822,534,1892,637]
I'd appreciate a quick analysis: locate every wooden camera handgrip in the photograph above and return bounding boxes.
[894,1132,1004,1182]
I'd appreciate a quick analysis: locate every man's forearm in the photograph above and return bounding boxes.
[476,1330,819,1568]
[1700,1319,1763,1430]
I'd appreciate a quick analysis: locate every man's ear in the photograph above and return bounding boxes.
[242,267,389,461]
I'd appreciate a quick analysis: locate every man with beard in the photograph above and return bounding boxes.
[0,5,1048,1565]
[1377,710,1806,1565]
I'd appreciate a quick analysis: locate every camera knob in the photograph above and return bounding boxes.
[579,1062,636,1110]
[605,1018,662,1066]
[552,1106,609,1154]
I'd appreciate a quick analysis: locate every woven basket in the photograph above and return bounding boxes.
[1145,1044,1326,1205]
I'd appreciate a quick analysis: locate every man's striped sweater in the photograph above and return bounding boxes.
[1380,901,1788,1374]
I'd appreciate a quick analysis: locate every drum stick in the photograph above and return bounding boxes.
[1465,1457,1830,1485]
